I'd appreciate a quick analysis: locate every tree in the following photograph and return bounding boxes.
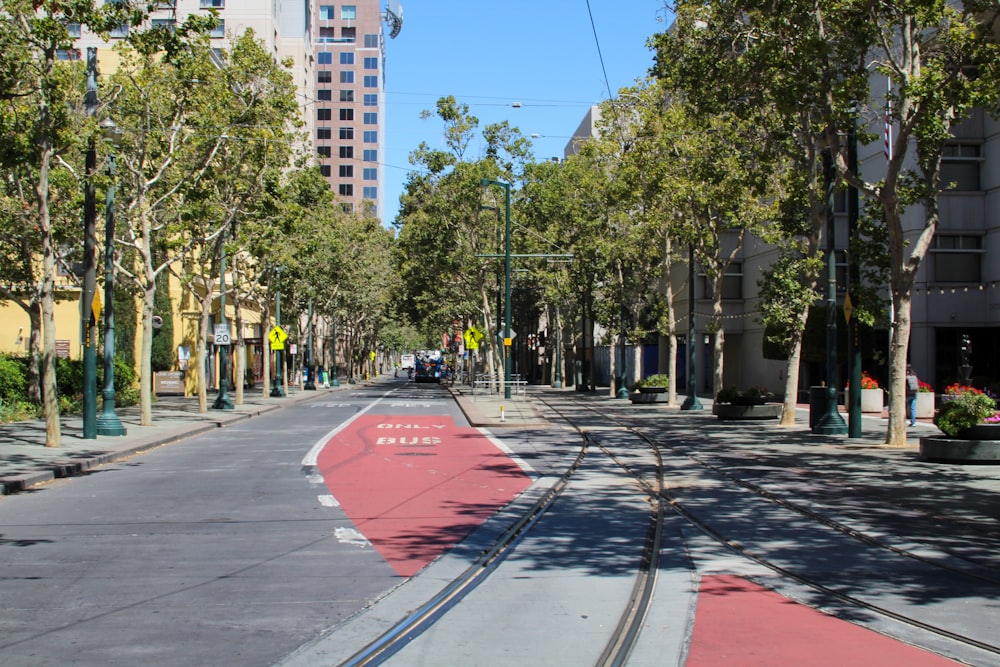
[0,0,167,445]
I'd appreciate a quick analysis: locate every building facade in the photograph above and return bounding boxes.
[312,0,397,218]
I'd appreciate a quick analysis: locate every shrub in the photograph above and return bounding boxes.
[934,390,998,437]
[634,374,670,390]
[0,356,27,403]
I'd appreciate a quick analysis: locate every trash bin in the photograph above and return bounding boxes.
[809,386,828,430]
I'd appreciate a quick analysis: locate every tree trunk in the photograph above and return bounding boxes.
[885,292,913,446]
[27,302,42,404]
[36,148,60,447]
[608,334,618,398]
[140,280,155,426]
[234,299,244,405]
[780,325,807,427]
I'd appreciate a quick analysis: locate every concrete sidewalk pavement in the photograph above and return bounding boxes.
[0,387,328,496]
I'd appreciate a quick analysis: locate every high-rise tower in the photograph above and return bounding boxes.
[312,1,402,218]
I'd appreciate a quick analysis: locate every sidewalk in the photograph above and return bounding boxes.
[0,388,327,496]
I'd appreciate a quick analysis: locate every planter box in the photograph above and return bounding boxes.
[861,388,883,413]
[956,424,1000,440]
[630,391,671,404]
[713,403,783,420]
[919,436,1000,463]
[916,391,935,419]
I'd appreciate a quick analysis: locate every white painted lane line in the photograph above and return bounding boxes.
[480,428,537,477]
[318,495,340,507]
[301,388,396,467]
[335,527,370,547]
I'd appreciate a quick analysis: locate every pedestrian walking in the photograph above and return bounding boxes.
[905,364,920,426]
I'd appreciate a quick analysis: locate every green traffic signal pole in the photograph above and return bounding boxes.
[212,230,234,410]
[270,266,285,397]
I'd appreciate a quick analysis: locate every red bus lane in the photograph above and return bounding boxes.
[315,414,533,577]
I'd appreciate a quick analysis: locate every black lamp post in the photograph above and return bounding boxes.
[681,244,703,410]
[847,118,862,438]
[552,304,562,389]
[81,47,100,439]
[96,117,125,436]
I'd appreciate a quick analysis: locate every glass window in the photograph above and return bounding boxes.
[341,5,355,19]
[340,52,354,65]
[933,234,983,283]
[364,34,379,48]
[364,57,378,69]
[363,112,377,124]
[66,23,81,37]
[363,168,377,180]
[338,165,354,178]
[317,146,331,158]
[363,186,377,199]
[317,109,332,121]
[320,165,331,177]
[363,93,377,106]
[941,144,982,192]
[339,108,354,121]
[110,23,129,38]
[209,19,224,38]
[319,5,334,20]
[317,89,332,101]
[317,128,332,140]
[339,90,354,102]
[363,130,377,143]
[317,52,332,65]
[341,27,355,40]
[318,70,332,83]
[339,127,354,140]
[318,27,336,42]
[200,0,223,7]
[152,18,175,32]
[363,75,378,88]
[339,184,354,197]
[340,71,354,84]
[363,149,377,162]
[56,49,82,61]
[339,146,354,158]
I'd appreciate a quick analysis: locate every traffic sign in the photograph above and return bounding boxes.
[214,322,232,346]
[268,325,288,350]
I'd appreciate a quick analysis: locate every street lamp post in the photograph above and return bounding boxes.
[270,266,285,397]
[814,150,848,434]
[481,178,513,400]
[212,230,234,410]
[96,117,125,436]
[331,308,340,387]
[81,47,100,439]
[304,298,316,390]
[552,304,562,389]
[847,118,862,438]
[681,244,703,410]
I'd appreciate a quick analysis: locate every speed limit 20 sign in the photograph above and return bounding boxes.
[214,323,232,346]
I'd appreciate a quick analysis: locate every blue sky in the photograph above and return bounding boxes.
[379,1,672,226]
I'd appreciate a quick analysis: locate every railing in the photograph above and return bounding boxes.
[471,373,527,397]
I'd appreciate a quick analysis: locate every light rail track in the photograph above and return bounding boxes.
[552,393,1000,663]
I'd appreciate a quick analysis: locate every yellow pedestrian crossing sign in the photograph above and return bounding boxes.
[268,325,288,351]
[464,326,484,350]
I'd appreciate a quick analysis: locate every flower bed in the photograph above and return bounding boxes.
[921,384,1000,463]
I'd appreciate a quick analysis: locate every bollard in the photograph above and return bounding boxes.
[500,404,505,422]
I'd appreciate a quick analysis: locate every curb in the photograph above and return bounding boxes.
[0,392,321,496]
